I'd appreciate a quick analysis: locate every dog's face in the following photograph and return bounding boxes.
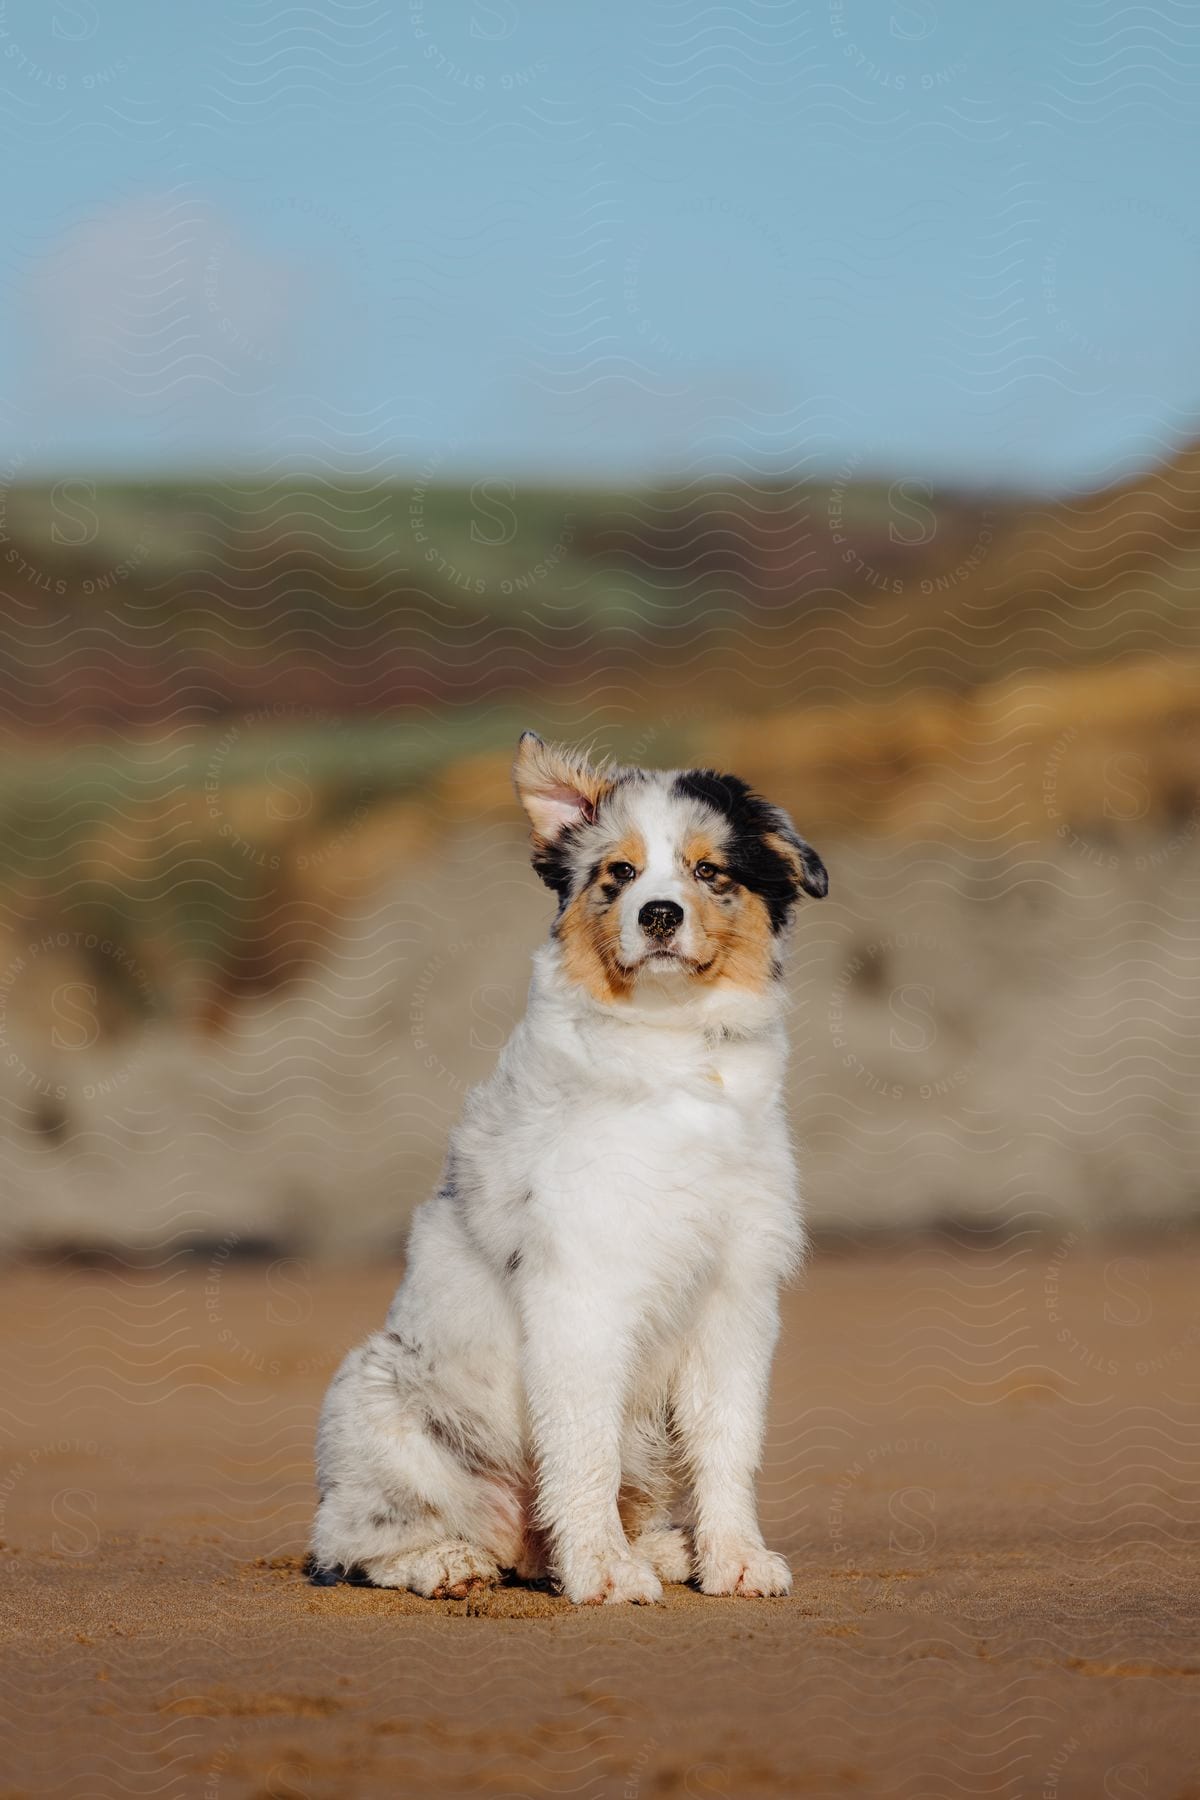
[513,733,827,1003]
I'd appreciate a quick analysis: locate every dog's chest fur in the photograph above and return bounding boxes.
[442,949,801,1345]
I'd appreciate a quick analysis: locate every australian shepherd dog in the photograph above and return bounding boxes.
[310,733,828,1604]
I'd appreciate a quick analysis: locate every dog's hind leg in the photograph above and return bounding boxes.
[311,1332,521,1596]
[360,1538,501,1599]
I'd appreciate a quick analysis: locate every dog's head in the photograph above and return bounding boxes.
[513,733,827,1003]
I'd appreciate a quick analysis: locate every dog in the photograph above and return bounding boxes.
[310,733,828,1604]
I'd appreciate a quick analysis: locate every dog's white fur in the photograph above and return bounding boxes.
[312,739,824,1603]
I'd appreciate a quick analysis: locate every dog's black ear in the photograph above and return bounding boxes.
[675,768,828,916]
[512,732,613,847]
[768,824,829,900]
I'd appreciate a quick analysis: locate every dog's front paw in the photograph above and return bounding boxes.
[561,1548,663,1606]
[697,1541,792,1598]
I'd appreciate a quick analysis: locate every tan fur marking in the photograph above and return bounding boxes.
[606,829,645,875]
[555,828,646,1006]
[691,888,776,994]
[680,829,777,994]
[617,1483,657,1538]
[763,831,805,886]
[682,830,725,869]
[557,901,631,1005]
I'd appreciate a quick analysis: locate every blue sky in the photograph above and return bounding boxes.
[3,0,1199,490]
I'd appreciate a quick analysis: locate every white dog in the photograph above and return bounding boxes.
[310,734,827,1604]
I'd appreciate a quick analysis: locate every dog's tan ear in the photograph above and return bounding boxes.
[513,732,612,845]
[764,828,829,900]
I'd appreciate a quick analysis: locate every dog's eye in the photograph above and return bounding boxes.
[694,861,720,882]
[609,861,637,884]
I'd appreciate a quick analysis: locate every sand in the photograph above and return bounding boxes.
[1,1242,1198,1798]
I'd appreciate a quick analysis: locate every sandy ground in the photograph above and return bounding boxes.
[1,1244,1198,1799]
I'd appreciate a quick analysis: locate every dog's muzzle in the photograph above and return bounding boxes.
[638,899,684,943]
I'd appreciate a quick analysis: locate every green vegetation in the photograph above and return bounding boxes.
[2,453,1198,1020]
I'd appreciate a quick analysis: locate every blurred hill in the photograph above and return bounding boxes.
[3,447,1200,727]
[0,449,1198,1249]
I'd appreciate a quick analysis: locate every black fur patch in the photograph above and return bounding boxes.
[533,817,591,902]
[423,1408,498,1477]
[585,858,626,907]
[424,1411,460,1455]
[532,775,639,902]
[673,770,828,929]
[505,1250,522,1276]
[436,1149,464,1207]
[303,1553,342,1587]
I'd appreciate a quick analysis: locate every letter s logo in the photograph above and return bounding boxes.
[888,479,937,546]
[53,1,100,42]
[469,983,513,1053]
[52,1488,100,1557]
[891,1,937,41]
[1103,1258,1152,1329]
[1104,1764,1150,1800]
[50,479,99,548]
[51,982,99,1052]
[889,984,936,1053]
[264,753,313,823]
[470,0,518,41]
[264,1757,311,1800]
[469,478,518,547]
[266,1258,311,1326]
[685,1767,731,1799]
[888,1485,936,1557]
[1102,753,1150,823]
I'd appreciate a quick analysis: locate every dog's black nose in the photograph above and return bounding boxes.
[639,900,684,941]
